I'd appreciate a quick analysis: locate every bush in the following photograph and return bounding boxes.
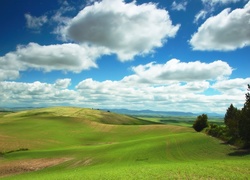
[205,124,230,141]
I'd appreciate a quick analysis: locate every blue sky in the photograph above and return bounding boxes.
[0,0,249,113]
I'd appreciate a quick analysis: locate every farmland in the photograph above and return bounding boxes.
[0,107,250,179]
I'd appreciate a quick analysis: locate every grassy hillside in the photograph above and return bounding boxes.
[136,116,224,127]
[0,107,249,179]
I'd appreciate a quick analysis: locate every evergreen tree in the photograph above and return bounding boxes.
[239,84,250,145]
[224,104,240,137]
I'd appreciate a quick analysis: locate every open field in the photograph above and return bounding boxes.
[136,115,224,127]
[0,107,249,179]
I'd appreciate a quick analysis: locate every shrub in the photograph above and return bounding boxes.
[206,124,230,141]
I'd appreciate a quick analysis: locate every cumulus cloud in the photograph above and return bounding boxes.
[210,78,250,108]
[74,76,244,113]
[54,78,71,88]
[127,59,232,83]
[75,78,211,110]
[0,70,20,81]
[1,0,179,81]
[194,0,245,24]
[13,43,104,72]
[0,53,23,81]
[0,79,242,113]
[24,13,48,31]
[171,1,188,11]
[212,78,250,94]
[59,0,180,61]
[190,1,250,51]
[0,81,78,107]
[73,59,236,112]
[0,59,246,113]
[0,43,110,80]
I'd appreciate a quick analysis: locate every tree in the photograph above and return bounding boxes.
[224,104,240,137]
[193,114,208,132]
[239,84,250,145]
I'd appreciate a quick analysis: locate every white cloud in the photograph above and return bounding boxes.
[59,0,180,61]
[212,78,250,94]
[0,43,110,80]
[0,53,24,81]
[194,10,208,23]
[54,78,71,89]
[0,70,20,81]
[24,14,48,31]
[52,0,75,24]
[194,0,246,24]
[127,59,232,83]
[1,0,180,81]
[171,1,188,11]
[0,59,245,113]
[210,78,250,108]
[73,59,237,113]
[74,76,244,113]
[13,43,100,72]
[190,1,250,51]
[202,0,242,5]
[75,78,210,110]
[0,81,78,107]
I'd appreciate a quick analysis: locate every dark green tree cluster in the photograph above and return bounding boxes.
[239,84,250,144]
[205,85,250,148]
[224,104,240,137]
[193,114,208,132]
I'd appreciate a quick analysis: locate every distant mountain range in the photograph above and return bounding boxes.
[102,109,223,117]
[0,107,42,112]
[0,107,223,117]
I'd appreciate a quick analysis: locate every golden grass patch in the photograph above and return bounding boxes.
[0,157,72,178]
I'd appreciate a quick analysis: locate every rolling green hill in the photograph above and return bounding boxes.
[0,107,249,179]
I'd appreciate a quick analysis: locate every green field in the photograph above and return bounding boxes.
[136,115,224,127]
[0,107,249,179]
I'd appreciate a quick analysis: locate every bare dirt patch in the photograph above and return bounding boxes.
[68,158,93,168]
[0,157,72,178]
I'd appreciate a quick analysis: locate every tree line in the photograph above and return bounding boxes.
[193,84,250,148]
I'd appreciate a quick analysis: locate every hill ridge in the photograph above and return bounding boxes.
[4,106,158,125]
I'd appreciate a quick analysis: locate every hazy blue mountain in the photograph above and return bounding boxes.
[102,109,223,117]
[102,109,195,116]
[1,107,223,117]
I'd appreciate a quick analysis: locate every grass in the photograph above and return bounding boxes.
[0,107,249,179]
[137,115,224,127]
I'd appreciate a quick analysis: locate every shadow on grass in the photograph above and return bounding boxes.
[219,141,250,157]
[1,148,29,155]
[228,149,250,156]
